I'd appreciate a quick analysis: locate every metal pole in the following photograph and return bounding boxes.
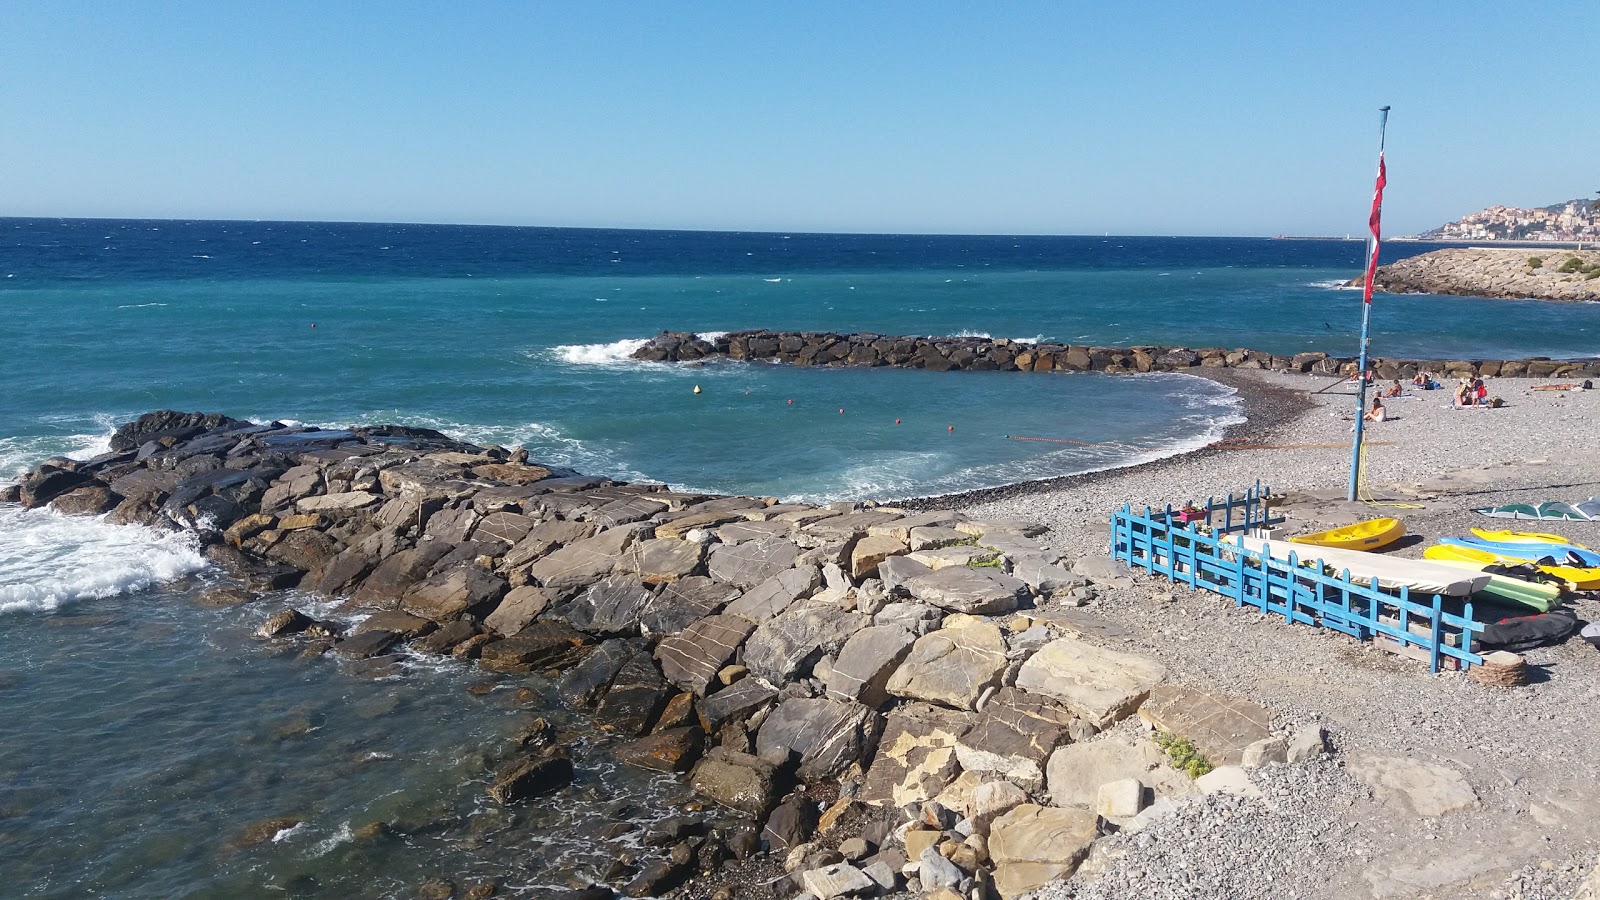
[1348,106,1390,502]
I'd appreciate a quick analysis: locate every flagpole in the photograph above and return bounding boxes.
[1348,106,1390,502]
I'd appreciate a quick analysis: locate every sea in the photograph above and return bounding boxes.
[4,219,1600,897]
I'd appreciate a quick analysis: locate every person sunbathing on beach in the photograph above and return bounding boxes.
[1454,380,1476,408]
[1364,397,1387,422]
[1411,371,1430,388]
[1382,380,1402,398]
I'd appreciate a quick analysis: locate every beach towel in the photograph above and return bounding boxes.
[1473,498,1600,521]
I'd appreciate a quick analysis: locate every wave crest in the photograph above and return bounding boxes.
[0,507,209,614]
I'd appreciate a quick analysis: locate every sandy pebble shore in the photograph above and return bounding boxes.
[928,368,1600,900]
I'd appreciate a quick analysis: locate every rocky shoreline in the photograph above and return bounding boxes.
[1363,247,1600,302]
[630,330,1600,382]
[7,411,1332,900]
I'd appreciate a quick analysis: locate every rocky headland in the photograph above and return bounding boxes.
[631,329,1600,382]
[8,411,1336,900]
[1363,247,1600,302]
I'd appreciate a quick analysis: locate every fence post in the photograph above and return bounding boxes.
[1429,594,1444,674]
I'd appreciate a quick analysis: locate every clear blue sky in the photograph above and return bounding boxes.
[3,2,1594,235]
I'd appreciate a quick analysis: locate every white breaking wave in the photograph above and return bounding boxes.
[0,507,209,615]
[1,418,116,481]
[116,302,169,309]
[1309,279,1360,290]
[946,331,992,339]
[549,338,651,365]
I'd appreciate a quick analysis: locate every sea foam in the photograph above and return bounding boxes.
[0,506,209,615]
[550,338,651,365]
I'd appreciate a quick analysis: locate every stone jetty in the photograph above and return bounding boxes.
[1364,247,1600,303]
[7,411,1329,899]
[631,329,1600,382]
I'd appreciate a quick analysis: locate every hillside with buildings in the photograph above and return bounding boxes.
[1418,198,1600,242]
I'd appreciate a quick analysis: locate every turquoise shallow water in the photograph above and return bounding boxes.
[5,220,1600,896]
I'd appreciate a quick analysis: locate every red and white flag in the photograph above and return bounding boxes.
[1361,153,1387,303]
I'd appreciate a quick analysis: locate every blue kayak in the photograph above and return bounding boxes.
[1440,536,1600,567]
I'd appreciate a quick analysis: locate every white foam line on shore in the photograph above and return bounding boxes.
[0,507,209,615]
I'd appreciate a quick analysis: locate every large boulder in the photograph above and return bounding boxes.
[904,567,1029,615]
[955,687,1079,789]
[1046,733,1194,809]
[1014,638,1165,728]
[742,602,867,684]
[557,574,656,636]
[488,752,574,804]
[705,538,802,588]
[524,526,639,591]
[849,533,908,580]
[697,676,778,728]
[690,747,779,816]
[483,586,552,635]
[987,804,1098,899]
[476,622,590,673]
[885,619,1008,711]
[825,624,916,710]
[618,537,705,585]
[350,541,454,608]
[613,726,703,774]
[503,519,595,568]
[593,646,673,736]
[754,696,878,780]
[858,704,974,808]
[400,565,509,622]
[723,565,820,620]
[655,614,758,695]
[638,576,741,637]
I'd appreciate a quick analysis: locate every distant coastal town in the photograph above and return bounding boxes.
[1414,197,1600,243]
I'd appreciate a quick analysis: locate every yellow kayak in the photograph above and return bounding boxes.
[1424,543,1600,590]
[1289,517,1405,552]
[1470,528,1590,549]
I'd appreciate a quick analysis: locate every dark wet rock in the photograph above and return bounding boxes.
[400,565,509,623]
[638,576,741,637]
[355,610,435,640]
[825,624,917,709]
[488,751,574,804]
[336,629,401,659]
[614,726,704,773]
[412,619,482,655]
[0,484,19,503]
[698,675,778,727]
[652,691,697,732]
[557,574,656,636]
[426,539,507,576]
[723,565,820,621]
[756,696,879,780]
[551,888,613,900]
[226,815,303,851]
[110,410,247,452]
[706,538,802,589]
[476,622,590,673]
[307,542,379,596]
[196,586,258,608]
[48,485,120,516]
[416,877,455,900]
[255,608,314,639]
[352,542,455,607]
[743,602,867,684]
[622,857,690,898]
[19,467,91,509]
[655,614,758,695]
[266,529,341,574]
[483,586,552,635]
[594,648,672,736]
[108,467,181,504]
[558,639,637,709]
[761,794,815,855]
[690,747,780,817]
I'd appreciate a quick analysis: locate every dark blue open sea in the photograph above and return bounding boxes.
[3,219,1599,896]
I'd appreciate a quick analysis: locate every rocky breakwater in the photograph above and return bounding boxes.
[632,329,1600,382]
[9,410,1331,900]
[1366,247,1600,302]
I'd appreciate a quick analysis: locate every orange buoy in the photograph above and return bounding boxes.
[895,419,901,424]
[948,425,954,432]
[787,399,793,405]
[839,408,845,414]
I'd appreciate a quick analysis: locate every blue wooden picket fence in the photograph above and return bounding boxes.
[1109,486,1484,673]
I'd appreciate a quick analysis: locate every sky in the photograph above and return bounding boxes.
[2,2,1595,236]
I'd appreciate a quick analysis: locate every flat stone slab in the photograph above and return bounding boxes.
[705,537,802,588]
[723,565,819,621]
[502,519,596,569]
[801,862,874,899]
[1046,733,1194,809]
[904,566,1029,615]
[859,704,975,808]
[524,525,638,591]
[955,686,1078,788]
[1351,754,1479,817]
[850,532,908,580]
[1014,637,1165,728]
[1195,765,1262,799]
[755,696,876,780]
[654,614,758,695]
[987,803,1099,900]
[1137,684,1272,767]
[618,537,705,585]
[558,574,656,636]
[825,624,916,709]
[715,520,792,545]
[867,510,968,542]
[908,525,972,552]
[742,601,867,683]
[638,575,741,637]
[885,619,1007,711]
[296,491,380,513]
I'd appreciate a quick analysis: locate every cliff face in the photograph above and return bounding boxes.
[1368,248,1600,302]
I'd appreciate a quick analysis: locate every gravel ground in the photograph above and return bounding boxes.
[935,370,1600,900]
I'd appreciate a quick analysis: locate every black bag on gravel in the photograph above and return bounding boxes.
[1477,607,1580,653]
[1482,562,1563,586]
